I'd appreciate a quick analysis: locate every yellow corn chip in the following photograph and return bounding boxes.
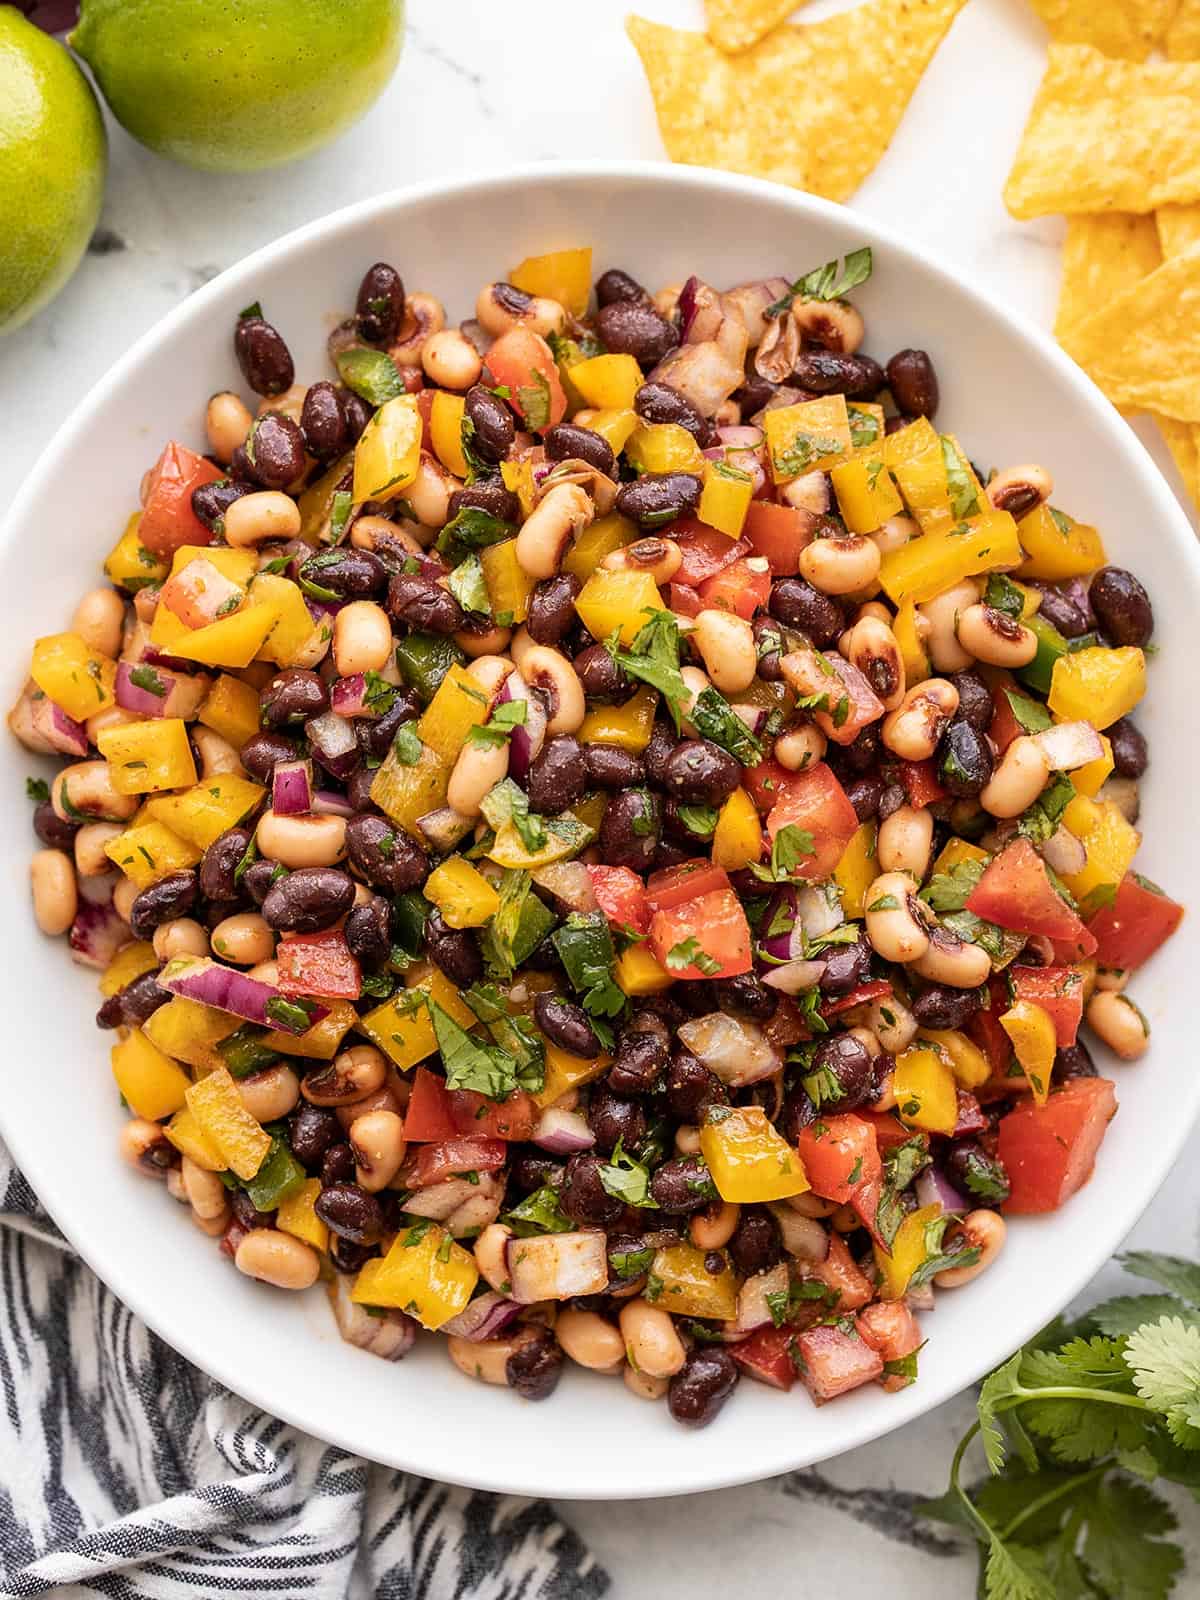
[627,0,969,204]
[1167,0,1200,58]
[705,0,807,55]
[1027,0,1180,61]
[1058,246,1200,420]
[1154,414,1200,505]
[1156,203,1200,259]
[1005,46,1200,220]
[1054,215,1161,341]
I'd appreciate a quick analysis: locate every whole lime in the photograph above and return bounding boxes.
[71,0,405,173]
[0,8,106,334]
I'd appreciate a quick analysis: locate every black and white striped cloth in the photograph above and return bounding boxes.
[0,1146,608,1599]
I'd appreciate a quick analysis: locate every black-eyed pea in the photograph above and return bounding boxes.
[205,391,254,463]
[421,327,483,390]
[1094,966,1129,993]
[787,1191,838,1218]
[847,614,906,711]
[405,453,459,529]
[601,537,683,585]
[917,580,979,673]
[791,297,864,353]
[980,736,1050,819]
[1086,990,1149,1060]
[30,849,77,936]
[865,872,931,964]
[53,761,138,824]
[85,704,140,745]
[475,282,565,339]
[447,735,510,817]
[192,725,246,778]
[986,464,1052,519]
[624,1366,669,1402]
[780,469,831,514]
[465,654,516,701]
[181,1155,228,1220]
[71,586,125,659]
[457,622,513,658]
[933,1209,1007,1288]
[858,993,918,1054]
[515,484,594,579]
[192,1205,231,1238]
[509,626,536,671]
[74,821,122,877]
[256,382,307,426]
[881,679,960,761]
[119,1118,175,1177]
[351,513,425,556]
[876,803,933,879]
[447,1325,542,1386]
[113,876,139,923]
[521,645,586,735]
[234,1227,321,1290]
[774,723,827,772]
[619,1299,687,1379]
[302,1044,388,1107]
[211,911,274,965]
[237,1064,301,1123]
[678,665,711,735]
[350,1108,407,1193]
[256,809,347,868]
[556,1308,626,1374]
[956,604,1037,669]
[474,1222,515,1293]
[333,600,393,676]
[224,491,302,547]
[389,292,446,367]
[911,926,992,988]
[869,1067,898,1113]
[692,608,758,695]
[166,1167,188,1204]
[674,1124,702,1156]
[153,918,209,961]
[798,534,881,596]
[871,514,919,558]
[688,1200,740,1250]
[334,1084,401,1132]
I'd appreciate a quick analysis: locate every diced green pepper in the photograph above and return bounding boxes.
[394,632,465,704]
[217,1025,283,1079]
[1017,613,1069,695]
[243,1132,306,1211]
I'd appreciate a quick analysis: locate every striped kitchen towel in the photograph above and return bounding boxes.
[0,1147,608,1599]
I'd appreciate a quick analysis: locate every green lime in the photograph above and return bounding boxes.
[0,8,106,335]
[71,0,405,173]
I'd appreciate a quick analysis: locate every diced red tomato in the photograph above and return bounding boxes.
[779,649,885,746]
[986,675,1024,755]
[731,1325,799,1392]
[795,1115,881,1206]
[401,1135,507,1188]
[667,582,703,618]
[416,389,436,451]
[799,1233,873,1312]
[668,522,747,587]
[643,859,731,915]
[952,1089,987,1138]
[742,500,820,574]
[447,1089,538,1142]
[795,1322,884,1403]
[998,1077,1117,1213]
[743,756,794,815]
[586,864,649,935]
[1087,873,1184,972]
[159,557,245,629]
[648,887,752,979]
[763,994,809,1053]
[859,1112,926,1154]
[765,762,859,880]
[485,329,566,433]
[698,557,772,619]
[403,1066,459,1143]
[969,980,1017,1078]
[275,928,362,1000]
[966,837,1097,958]
[899,759,948,809]
[1010,965,1085,1048]
[138,442,224,557]
[856,1301,922,1389]
[819,979,891,1022]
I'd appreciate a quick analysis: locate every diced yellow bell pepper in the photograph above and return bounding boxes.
[100,939,158,997]
[625,422,705,476]
[353,393,422,504]
[649,1243,738,1320]
[31,632,116,721]
[569,352,643,412]
[575,568,663,647]
[145,775,265,849]
[1076,958,1099,1003]
[430,390,468,478]
[500,456,537,520]
[185,1065,272,1179]
[276,1178,329,1252]
[151,600,283,670]
[916,1028,991,1090]
[351,1223,478,1328]
[104,820,201,888]
[165,1106,224,1170]
[1016,504,1106,581]
[578,684,659,754]
[198,673,261,751]
[931,837,988,878]
[711,787,764,871]
[892,596,929,686]
[104,513,168,592]
[112,1029,191,1121]
[999,1000,1057,1106]
[882,418,973,535]
[410,962,479,1027]
[833,821,878,917]
[424,855,501,928]
[510,246,592,318]
[893,1044,959,1135]
[578,408,640,457]
[698,460,754,538]
[250,574,325,667]
[562,512,637,581]
[479,538,536,625]
[358,964,478,1073]
[297,450,355,545]
[535,1039,612,1108]
[572,791,607,837]
[487,817,590,869]
[1072,733,1114,799]
[1048,647,1145,730]
[1060,796,1141,905]
[369,738,450,839]
[416,664,492,764]
[878,510,1023,606]
[765,395,852,483]
[615,943,674,996]
[874,1204,941,1300]
[262,999,357,1060]
[847,402,886,452]
[699,1105,809,1203]
[144,995,239,1069]
[98,718,197,795]
[167,544,258,587]
[831,454,903,535]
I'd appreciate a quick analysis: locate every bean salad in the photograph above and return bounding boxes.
[14,243,1183,1427]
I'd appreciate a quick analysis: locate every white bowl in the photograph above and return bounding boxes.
[3,162,1197,1500]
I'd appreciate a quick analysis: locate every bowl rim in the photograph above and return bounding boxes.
[5,159,1199,1500]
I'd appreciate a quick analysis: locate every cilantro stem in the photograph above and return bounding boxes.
[948,1422,1000,1547]
[997,1463,1106,1543]
[995,1386,1149,1415]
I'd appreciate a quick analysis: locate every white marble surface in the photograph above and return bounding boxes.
[3,0,1199,1592]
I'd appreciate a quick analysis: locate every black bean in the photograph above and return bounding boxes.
[330,1237,378,1274]
[463,385,515,463]
[386,572,464,635]
[356,262,406,345]
[727,1208,782,1278]
[733,374,779,418]
[807,1034,874,1113]
[288,1102,342,1171]
[634,381,710,445]
[561,1153,624,1225]
[338,388,374,442]
[242,856,280,907]
[315,1182,385,1244]
[668,1346,739,1428]
[769,577,843,646]
[596,268,652,308]
[299,546,385,600]
[661,739,740,806]
[818,932,873,997]
[588,1088,646,1153]
[512,1153,564,1194]
[527,736,588,815]
[355,690,423,764]
[662,1050,724,1122]
[650,1156,717,1215]
[506,1331,564,1401]
[345,812,428,893]
[583,746,644,791]
[299,381,349,459]
[779,1086,817,1143]
[544,423,617,479]
[949,670,993,733]
[831,723,881,780]
[534,992,601,1058]
[198,826,253,902]
[653,840,693,871]
[1089,567,1154,647]
[447,477,519,524]
[260,668,328,728]
[574,642,628,701]
[886,349,940,418]
[1054,1040,1098,1083]
[712,973,778,1021]
[845,775,885,822]
[33,800,76,851]
[791,350,885,399]
[234,315,294,396]
[1108,717,1148,779]
[752,616,783,682]
[878,782,906,821]
[240,732,300,784]
[192,477,250,532]
[97,969,168,1031]
[911,983,981,1030]
[344,899,390,967]
[943,1141,1011,1206]
[320,1143,358,1188]
[129,871,197,940]
[595,300,679,368]
[527,574,582,646]
[240,412,306,490]
[642,718,678,787]
[939,720,993,798]
[425,908,483,987]
[608,1026,670,1096]
[599,787,661,871]
[615,472,702,529]
[261,866,355,933]
[1033,585,1089,640]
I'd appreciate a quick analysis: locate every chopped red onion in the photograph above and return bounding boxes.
[649,340,745,420]
[157,955,327,1034]
[272,759,313,816]
[1042,826,1087,877]
[38,697,89,756]
[69,900,132,970]
[331,1275,417,1360]
[497,669,546,781]
[730,703,768,735]
[505,1231,609,1303]
[331,674,369,719]
[767,1202,830,1262]
[311,789,355,818]
[417,806,474,854]
[762,956,828,995]
[441,1290,523,1342]
[532,1107,595,1155]
[676,1013,781,1087]
[304,710,359,779]
[77,872,116,906]
[303,596,342,625]
[733,1262,790,1334]
[915,1167,969,1217]
[677,274,702,340]
[1033,720,1104,772]
[715,424,765,450]
[402,1177,479,1220]
[115,660,171,718]
[532,860,598,914]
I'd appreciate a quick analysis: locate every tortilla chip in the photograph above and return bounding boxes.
[1058,246,1200,420]
[1027,0,1180,61]
[1005,46,1200,219]
[705,0,808,54]
[1156,203,1200,259]
[1054,215,1161,341]
[1154,414,1200,506]
[627,0,969,204]
[1167,0,1200,58]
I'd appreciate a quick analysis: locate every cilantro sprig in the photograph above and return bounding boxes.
[605,611,690,729]
[765,247,873,319]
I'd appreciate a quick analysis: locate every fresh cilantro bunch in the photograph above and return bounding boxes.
[921,1252,1200,1599]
